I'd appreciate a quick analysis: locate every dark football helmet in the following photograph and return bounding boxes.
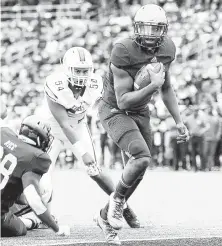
[19,115,51,152]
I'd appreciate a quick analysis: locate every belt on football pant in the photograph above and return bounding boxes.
[124,105,149,115]
[78,116,85,123]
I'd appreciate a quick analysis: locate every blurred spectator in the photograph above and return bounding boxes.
[185,106,209,171]
[202,105,222,171]
[1,1,222,170]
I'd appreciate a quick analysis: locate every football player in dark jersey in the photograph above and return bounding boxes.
[1,114,70,237]
[94,4,190,244]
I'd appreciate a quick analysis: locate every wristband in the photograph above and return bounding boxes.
[72,141,87,157]
[24,184,47,215]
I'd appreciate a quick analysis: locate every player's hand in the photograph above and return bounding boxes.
[56,225,70,236]
[148,63,165,88]
[82,152,95,166]
[176,123,190,143]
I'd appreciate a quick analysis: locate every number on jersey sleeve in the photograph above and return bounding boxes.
[0,146,17,190]
[89,74,103,94]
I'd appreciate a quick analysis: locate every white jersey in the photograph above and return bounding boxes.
[43,71,103,127]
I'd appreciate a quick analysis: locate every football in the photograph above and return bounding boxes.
[134,62,161,90]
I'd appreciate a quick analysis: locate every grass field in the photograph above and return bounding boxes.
[1,168,222,246]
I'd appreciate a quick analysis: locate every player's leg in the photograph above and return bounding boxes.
[122,111,153,202]
[40,137,63,209]
[11,138,63,229]
[79,122,115,195]
[1,211,27,237]
[109,130,151,229]
[121,151,145,202]
[99,108,152,230]
[118,112,153,228]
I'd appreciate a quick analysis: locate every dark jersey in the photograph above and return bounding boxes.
[102,36,176,110]
[1,127,51,215]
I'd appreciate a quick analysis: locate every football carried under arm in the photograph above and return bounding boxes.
[134,62,165,90]
[112,63,165,110]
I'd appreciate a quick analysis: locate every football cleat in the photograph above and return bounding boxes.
[27,218,41,230]
[107,193,125,230]
[36,214,58,229]
[123,205,140,228]
[94,211,121,245]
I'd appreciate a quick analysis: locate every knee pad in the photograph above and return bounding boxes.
[118,130,151,160]
[86,162,102,177]
[128,139,151,160]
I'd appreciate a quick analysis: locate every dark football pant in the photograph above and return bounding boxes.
[10,203,32,217]
[1,211,27,237]
[98,100,152,160]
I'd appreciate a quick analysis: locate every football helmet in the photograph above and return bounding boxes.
[133,4,168,49]
[19,115,51,151]
[61,47,93,87]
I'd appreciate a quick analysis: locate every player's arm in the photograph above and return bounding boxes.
[160,71,183,124]
[46,97,89,160]
[161,71,189,142]
[22,171,59,232]
[47,97,80,144]
[111,64,162,110]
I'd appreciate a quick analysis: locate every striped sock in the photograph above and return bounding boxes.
[114,175,132,199]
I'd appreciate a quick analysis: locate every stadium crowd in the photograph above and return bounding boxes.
[1,0,222,171]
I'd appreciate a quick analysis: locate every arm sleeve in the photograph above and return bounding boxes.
[110,43,131,69]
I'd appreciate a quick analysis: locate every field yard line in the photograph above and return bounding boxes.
[36,235,222,246]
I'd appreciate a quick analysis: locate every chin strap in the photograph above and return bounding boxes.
[18,135,36,146]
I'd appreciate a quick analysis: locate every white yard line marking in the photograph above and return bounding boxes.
[36,235,222,246]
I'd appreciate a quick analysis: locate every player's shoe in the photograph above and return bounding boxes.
[123,205,140,228]
[38,214,58,229]
[94,211,121,245]
[107,193,125,230]
[37,221,49,229]
[27,218,41,230]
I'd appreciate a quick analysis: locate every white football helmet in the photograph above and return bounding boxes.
[134,4,168,49]
[62,47,93,87]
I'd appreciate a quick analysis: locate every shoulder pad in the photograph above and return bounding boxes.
[160,36,176,62]
[110,39,131,68]
[32,152,51,175]
[45,72,77,109]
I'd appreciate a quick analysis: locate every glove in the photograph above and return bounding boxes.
[56,225,70,236]
[176,123,190,143]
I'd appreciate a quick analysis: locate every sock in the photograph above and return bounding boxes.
[113,175,131,200]
[125,176,144,201]
[20,218,35,230]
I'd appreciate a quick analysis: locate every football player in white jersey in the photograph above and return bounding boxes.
[43,47,115,194]
[12,47,139,237]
